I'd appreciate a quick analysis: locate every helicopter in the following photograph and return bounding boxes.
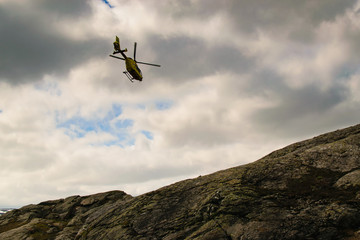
[109,36,161,82]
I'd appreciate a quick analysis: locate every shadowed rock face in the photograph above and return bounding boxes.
[1,124,360,240]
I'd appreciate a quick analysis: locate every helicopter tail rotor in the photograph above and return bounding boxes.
[113,36,121,53]
[113,36,128,54]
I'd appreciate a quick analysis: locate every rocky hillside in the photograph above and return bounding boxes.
[1,124,360,240]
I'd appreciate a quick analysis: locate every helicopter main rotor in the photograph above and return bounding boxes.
[109,54,160,67]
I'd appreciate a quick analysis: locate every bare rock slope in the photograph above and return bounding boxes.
[1,124,360,239]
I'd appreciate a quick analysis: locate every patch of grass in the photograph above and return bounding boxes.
[29,222,53,240]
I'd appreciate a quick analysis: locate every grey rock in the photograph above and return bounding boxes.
[335,169,360,189]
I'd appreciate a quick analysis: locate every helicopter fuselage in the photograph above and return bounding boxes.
[125,58,142,81]
[117,50,143,81]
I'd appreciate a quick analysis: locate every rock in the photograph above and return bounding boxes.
[335,169,360,189]
[80,198,95,207]
[0,191,131,240]
[1,124,360,239]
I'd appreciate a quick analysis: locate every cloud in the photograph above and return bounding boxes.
[0,0,108,84]
[147,35,254,82]
[1,0,360,207]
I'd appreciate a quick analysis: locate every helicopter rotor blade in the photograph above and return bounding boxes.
[109,55,125,61]
[134,42,137,61]
[136,61,161,67]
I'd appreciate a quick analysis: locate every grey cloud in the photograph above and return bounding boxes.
[163,125,243,148]
[148,35,254,82]
[251,83,349,137]
[144,0,358,83]
[303,0,358,24]
[204,0,358,45]
[225,0,357,30]
[39,0,92,17]
[0,2,107,84]
[154,0,356,32]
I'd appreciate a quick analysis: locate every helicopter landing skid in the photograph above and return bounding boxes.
[123,71,134,82]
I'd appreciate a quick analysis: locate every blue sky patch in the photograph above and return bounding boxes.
[155,100,173,110]
[56,104,136,146]
[102,0,114,8]
[57,117,95,138]
[141,130,154,140]
[115,119,134,129]
[111,104,122,117]
[135,101,173,111]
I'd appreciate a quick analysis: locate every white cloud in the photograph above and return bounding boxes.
[347,73,360,102]
[0,0,359,207]
[0,58,281,206]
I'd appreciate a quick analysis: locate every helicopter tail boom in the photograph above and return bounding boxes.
[109,54,125,61]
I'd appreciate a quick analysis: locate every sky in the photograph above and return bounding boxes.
[0,0,360,207]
